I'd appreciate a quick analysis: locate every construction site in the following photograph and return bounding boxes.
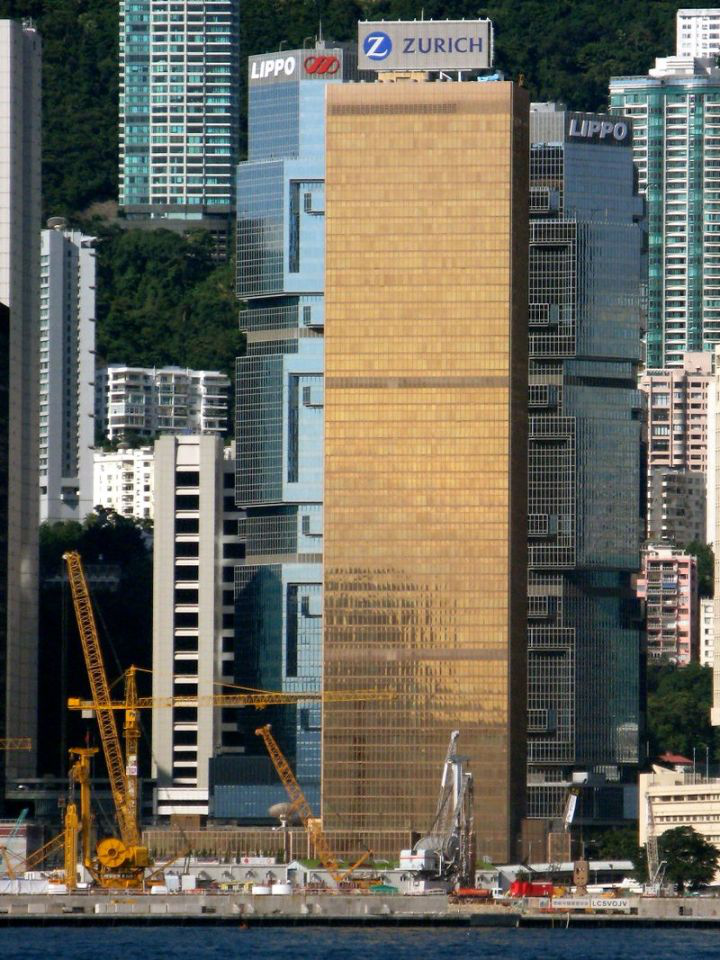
[0,552,484,907]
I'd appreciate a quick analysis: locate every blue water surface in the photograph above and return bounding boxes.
[1,927,719,960]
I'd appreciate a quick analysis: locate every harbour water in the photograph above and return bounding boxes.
[2,927,720,960]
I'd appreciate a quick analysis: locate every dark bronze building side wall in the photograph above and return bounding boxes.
[322,81,529,863]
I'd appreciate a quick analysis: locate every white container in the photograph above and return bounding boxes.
[251,884,271,895]
[165,874,181,893]
[150,884,169,895]
[271,883,293,895]
[181,874,197,891]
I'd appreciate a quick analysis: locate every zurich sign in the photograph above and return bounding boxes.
[363,31,393,61]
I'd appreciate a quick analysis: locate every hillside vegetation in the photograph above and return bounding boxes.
[0,0,687,372]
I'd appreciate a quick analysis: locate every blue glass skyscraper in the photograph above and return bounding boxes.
[527,104,645,830]
[224,44,355,819]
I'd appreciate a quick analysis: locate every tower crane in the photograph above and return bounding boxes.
[68,667,395,841]
[62,551,150,888]
[255,723,371,889]
[64,550,394,888]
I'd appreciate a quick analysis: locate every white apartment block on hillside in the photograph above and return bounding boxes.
[39,219,96,522]
[96,365,230,441]
[677,9,720,58]
[93,446,154,519]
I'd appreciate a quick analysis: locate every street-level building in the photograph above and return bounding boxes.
[322,79,529,863]
[118,0,238,244]
[637,546,699,665]
[610,57,720,367]
[526,103,644,830]
[231,43,356,821]
[0,19,41,799]
[152,435,242,818]
[640,762,720,878]
[93,446,154,519]
[39,219,96,523]
[96,365,229,441]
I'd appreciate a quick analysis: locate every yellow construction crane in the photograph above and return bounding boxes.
[63,551,150,888]
[68,668,395,841]
[255,723,370,889]
[0,739,32,750]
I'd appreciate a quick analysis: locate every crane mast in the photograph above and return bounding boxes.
[256,724,363,888]
[63,551,149,884]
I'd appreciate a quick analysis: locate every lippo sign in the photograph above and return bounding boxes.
[249,50,343,84]
[358,20,493,72]
[566,111,632,146]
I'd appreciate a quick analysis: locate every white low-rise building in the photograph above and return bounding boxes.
[96,365,230,441]
[640,760,720,877]
[93,446,154,519]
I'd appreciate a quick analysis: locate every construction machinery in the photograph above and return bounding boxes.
[645,794,667,894]
[63,550,150,888]
[399,730,475,888]
[255,723,371,889]
[63,550,393,888]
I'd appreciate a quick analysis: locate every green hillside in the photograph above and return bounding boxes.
[0,0,689,375]
[0,0,688,217]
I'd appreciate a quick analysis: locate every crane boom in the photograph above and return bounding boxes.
[63,551,138,848]
[256,724,346,887]
[68,690,394,711]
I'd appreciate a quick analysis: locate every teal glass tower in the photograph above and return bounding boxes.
[611,57,720,368]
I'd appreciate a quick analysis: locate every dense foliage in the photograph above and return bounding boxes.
[0,0,695,218]
[646,663,720,763]
[685,541,715,598]
[92,226,242,377]
[659,825,720,891]
[37,510,153,780]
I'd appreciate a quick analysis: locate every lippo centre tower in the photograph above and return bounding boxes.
[321,21,529,863]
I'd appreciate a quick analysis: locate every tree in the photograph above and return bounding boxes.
[646,662,720,762]
[685,541,714,598]
[659,826,719,891]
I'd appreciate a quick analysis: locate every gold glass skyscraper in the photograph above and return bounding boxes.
[322,80,529,863]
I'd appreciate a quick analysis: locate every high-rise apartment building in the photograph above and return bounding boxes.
[232,43,356,818]
[640,353,713,477]
[118,0,238,240]
[647,467,707,545]
[0,19,41,798]
[610,57,720,367]
[39,219,96,523]
[526,104,644,827]
[96,365,230,441]
[640,352,713,543]
[322,80,529,863]
[701,596,715,667]
[152,435,241,817]
[677,9,720,59]
[93,446,154,519]
[637,546,699,665]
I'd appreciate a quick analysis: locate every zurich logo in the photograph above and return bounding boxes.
[363,31,392,61]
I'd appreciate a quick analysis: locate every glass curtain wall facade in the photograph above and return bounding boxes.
[119,0,238,230]
[322,81,529,863]
[610,60,720,367]
[527,105,644,824]
[232,45,355,818]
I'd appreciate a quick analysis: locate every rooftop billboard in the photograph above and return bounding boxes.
[358,20,493,72]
